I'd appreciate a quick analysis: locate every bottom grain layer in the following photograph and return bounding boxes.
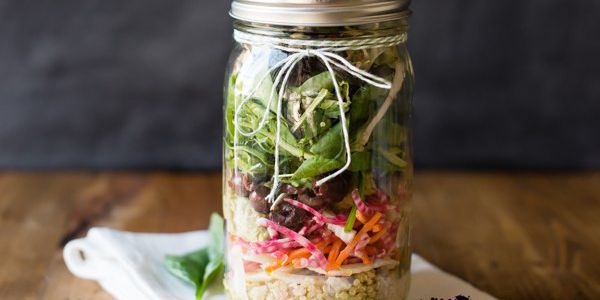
[224,266,408,300]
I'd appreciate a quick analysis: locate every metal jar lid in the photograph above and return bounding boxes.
[230,0,411,27]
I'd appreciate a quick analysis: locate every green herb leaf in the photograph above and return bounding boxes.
[237,60,279,112]
[264,121,305,158]
[349,85,387,130]
[292,156,343,179]
[318,81,351,119]
[309,122,344,159]
[299,72,333,96]
[319,100,351,118]
[348,151,371,172]
[225,73,238,144]
[241,100,305,158]
[377,146,407,168]
[165,213,225,300]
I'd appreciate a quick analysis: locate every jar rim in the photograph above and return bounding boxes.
[230,0,411,27]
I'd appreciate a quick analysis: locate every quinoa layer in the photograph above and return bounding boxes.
[225,266,409,300]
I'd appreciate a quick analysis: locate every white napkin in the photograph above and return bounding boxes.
[64,228,496,300]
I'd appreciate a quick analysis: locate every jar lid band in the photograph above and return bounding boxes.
[230,0,411,27]
[233,30,407,51]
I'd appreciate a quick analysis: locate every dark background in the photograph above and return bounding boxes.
[0,0,598,170]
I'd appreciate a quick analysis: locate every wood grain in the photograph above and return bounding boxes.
[0,171,598,299]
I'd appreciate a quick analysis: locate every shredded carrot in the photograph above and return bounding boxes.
[317,239,332,250]
[318,240,333,260]
[358,252,371,264]
[355,210,369,224]
[327,239,343,270]
[335,212,382,267]
[265,260,282,273]
[289,248,311,258]
[372,224,382,232]
[282,239,333,266]
[283,248,311,265]
[368,228,387,244]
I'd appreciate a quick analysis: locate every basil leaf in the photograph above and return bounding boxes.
[208,213,224,259]
[165,249,210,292]
[196,260,223,299]
[196,214,225,299]
[165,213,225,300]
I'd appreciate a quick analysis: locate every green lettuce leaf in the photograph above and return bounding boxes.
[299,72,333,96]
[309,122,344,159]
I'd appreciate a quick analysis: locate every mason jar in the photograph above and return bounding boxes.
[222,1,414,299]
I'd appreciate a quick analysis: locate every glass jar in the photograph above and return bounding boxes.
[222,1,413,299]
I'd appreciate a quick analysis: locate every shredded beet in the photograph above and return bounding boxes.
[259,218,328,267]
[352,189,375,216]
[284,198,346,225]
[248,238,302,254]
[305,222,323,235]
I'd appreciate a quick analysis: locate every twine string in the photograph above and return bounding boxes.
[232,30,404,201]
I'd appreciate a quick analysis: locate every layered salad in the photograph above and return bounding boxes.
[223,45,412,300]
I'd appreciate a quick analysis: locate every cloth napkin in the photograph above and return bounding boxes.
[64,228,496,300]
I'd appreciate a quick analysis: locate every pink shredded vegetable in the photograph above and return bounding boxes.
[380,222,398,250]
[306,222,324,234]
[248,237,302,254]
[268,229,279,239]
[283,198,346,225]
[259,218,328,267]
[354,232,371,253]
[352,190,375,216]
[232,187,402,269]
[366,200,393,212]
[297,225,309,235]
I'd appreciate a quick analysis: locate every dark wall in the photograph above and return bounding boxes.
[411,0,600,168]
[0,0,598,170]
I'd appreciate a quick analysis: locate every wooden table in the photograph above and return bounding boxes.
[0,171,599,299]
